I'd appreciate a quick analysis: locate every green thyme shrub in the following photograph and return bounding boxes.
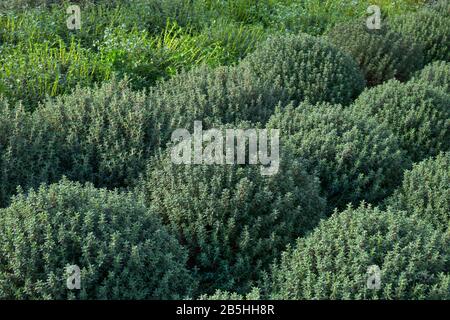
[267,102,411,211]
[0,97,63,208]
[390,7,450,64]
[327,21,423,86]
[353,80,450,162]
[268,0,369,36]
[410,60,450,94]
[35,78,156,189]
[266,204,450,300]
[0,6,67,45]
[138,148,326,294]
[148,63,283,146]
[385,152,450,231]
[0,179,196,299]
[240,33,365,106]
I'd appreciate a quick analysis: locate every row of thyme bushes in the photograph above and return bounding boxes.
[148,11,442,296]
[1,132,447,299]
[0,31,367,207]
[0,31,367,297]
[390,2,450,64]
[1,153,448,299]
[410,60,450,94]
[147,31,366,143]
[0,29,448,212]
[0,3,449,298]
[204,152,450,300]
[0,179,197,299]
[198,43,450,298]
[265,66,450,212]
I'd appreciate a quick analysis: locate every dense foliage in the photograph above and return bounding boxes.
[353,80,450,162]
[0,79,156,207]
[0,0,448,301]
[0,38,111,109]
[148,63,282,146]
[138,149,326,294]
[410,61,450,94]
[385,152,450,231]
[0,97,59,207]
[0,179,195,299]
[266,204,450,300]
[428,0,450,18]
[268,0,427,36]
[35,79,157,188]
[327,21,423,86]
[240,33,366,106]
[0,1,261,107]
[267,102,410,211]
[390,7,450,64]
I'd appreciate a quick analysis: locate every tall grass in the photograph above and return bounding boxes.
[0,0,429,107]
[0,38,111,109]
